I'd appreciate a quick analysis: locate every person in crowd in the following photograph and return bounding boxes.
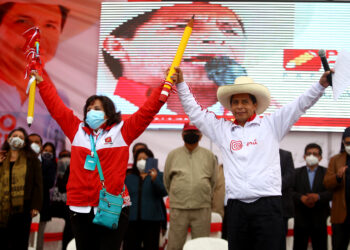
[37,142,57,250]
[212,163,225,220]
[28,133,43,158]
[129,142,168,237]
[292,143,331,250]
[28,133,57,250]
[164,122,217,250]
[50,150,70,218]
[0,127,43,249]
[123,148,167,250]
[324,127,350,250]
[132,142,148,156]
[32,63,166,249]
[127,142,149,175]
[280,148,295,250]
[212,163,227,239]
[169,67,331,250]
[50,150,73,250]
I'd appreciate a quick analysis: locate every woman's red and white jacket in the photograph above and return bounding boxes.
[38,80,164,207]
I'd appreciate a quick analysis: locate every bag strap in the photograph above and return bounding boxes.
[89,134,125,193]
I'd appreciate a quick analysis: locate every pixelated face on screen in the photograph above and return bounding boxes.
[0,3,63,75]
[103,2,247,113]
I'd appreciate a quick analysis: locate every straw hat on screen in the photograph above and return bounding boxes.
[217,76,271,114]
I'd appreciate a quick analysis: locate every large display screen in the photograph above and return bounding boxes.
[97,2,350,132]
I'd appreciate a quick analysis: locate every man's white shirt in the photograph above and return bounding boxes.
[177,81,325,202]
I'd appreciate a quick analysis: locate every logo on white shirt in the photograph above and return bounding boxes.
[230,139,258,152]
[230,140,243,151]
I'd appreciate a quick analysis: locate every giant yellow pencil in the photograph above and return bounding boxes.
[27,75,36,127]
[159,15,194,102]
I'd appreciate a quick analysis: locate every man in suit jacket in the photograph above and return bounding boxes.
[324,127,350,250]
[280,149,295,250]
[292,143,332,250]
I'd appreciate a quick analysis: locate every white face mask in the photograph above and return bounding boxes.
[9,136,24,150]
[136,159,146,173]
[345,145,350,155]
[31,143,41,154]
[305,155,319,166]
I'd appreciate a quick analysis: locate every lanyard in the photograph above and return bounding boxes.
[89,134,105,186]
[89,133,126,194]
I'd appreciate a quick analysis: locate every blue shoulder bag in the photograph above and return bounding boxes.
[89,135,124,230]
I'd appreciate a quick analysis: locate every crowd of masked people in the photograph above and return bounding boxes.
[0,123,350,250]
[0,128,73,250]
[1,125,350,250]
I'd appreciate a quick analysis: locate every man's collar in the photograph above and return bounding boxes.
[183,145,200,154]
[307,165,318,172]
[233,113,260,127]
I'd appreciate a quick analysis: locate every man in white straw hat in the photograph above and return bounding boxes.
[170,66,332,250]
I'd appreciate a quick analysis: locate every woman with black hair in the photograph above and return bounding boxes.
[124,148,167,250]
[32,70,166,250]
[324,127,350,250]
[0,127,43,249]
[37,142,57,250]
[41,142,57,224]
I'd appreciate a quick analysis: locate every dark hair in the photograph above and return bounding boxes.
[110,9,156,39]
[58,149,71,159]
[28,133,43,145]
[1,127,36,158]
[58,5,69,30]
[102,9,156,79]
[230,94,257,105]
[0,2,13,24]
[83,95,122,128]
[340,127,350,153]
[0,2,69,31]
[304,143,322,156]
[43,142,56,159]
[132,142,148,155]
[131,148,154,176]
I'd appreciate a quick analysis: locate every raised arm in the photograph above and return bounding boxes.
[121,85,164,145]
[172,68,227,144]
[267,71,331,141]
[34,72,81,142]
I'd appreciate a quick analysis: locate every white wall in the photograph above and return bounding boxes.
[130,130,344,171]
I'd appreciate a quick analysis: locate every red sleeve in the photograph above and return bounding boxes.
[37,78,81,142]
[121,85,164,145]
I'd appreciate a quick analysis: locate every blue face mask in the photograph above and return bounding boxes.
[86,110,106,130]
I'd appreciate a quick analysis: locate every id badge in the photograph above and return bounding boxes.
[84,155,97,171]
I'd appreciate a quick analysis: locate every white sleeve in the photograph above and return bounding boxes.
[267,82,325,141]
[177,81,227,144]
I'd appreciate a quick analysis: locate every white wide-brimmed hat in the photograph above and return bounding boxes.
[217,76,271,114]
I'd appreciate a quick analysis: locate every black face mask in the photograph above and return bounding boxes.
[183,132,200,144]
[42,152,54,160]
